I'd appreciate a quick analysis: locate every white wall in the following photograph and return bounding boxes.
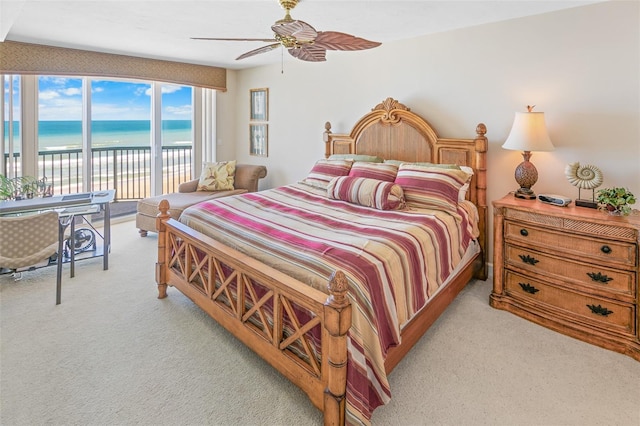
[218,1,639,258]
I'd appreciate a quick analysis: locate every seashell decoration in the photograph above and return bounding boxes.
[564,162,603,189]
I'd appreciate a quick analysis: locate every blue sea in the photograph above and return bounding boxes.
[4,120,192,151]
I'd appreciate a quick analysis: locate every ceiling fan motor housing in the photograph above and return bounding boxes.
[279,0,299,12]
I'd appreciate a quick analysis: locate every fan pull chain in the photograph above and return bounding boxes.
[281,46,284,74]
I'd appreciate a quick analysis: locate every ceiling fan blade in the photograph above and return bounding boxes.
[313,32,381,51]
[236,43,281,60]
[191,37,278,42]
[288,45,327,62]
[272,20,317,42]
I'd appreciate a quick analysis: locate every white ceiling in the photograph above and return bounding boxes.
[1,0,604,70]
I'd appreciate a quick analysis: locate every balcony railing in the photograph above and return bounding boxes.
[3,146,192,200]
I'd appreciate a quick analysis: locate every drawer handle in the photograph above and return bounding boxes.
[586,304,613,317]
[518,282,539,294]
[587,272,613,284]
[600,245,611,254]
[518,254,539,265]
[520,228,528,237]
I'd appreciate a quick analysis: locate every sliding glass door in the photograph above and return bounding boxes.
[3,74,208,200]
[37,76,83,194]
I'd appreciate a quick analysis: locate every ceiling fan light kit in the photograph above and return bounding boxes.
[192,0,381,62]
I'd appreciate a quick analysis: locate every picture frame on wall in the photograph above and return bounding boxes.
[249,123,268,157]
[250,88,268,121]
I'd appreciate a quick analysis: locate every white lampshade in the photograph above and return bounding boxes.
[502,111,555,152]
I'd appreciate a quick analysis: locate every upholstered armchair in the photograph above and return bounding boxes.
[0,211,64,304]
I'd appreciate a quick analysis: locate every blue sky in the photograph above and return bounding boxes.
[36,76,192,121]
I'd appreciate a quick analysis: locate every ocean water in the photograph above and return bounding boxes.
[4,120,192,151]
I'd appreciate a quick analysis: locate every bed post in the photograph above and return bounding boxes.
[323,270,352,426]
[473,123,488,281]
[156,199,170,299]
[323,122,332,158]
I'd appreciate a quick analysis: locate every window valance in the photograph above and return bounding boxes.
[0,41,226,91]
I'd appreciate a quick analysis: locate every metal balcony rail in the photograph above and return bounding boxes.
[3,146,192,200]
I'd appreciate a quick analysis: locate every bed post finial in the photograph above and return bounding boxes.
[324,121,333,158]
[327,270,349,307]
[324,270,351,426]
[476,123,487,137]
[156,199,171,299]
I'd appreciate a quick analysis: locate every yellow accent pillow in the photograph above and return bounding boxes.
[197,161,236,191]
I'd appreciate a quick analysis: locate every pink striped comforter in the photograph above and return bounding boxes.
[179,182,475,424]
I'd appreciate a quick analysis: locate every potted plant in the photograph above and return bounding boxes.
[16,176,40,199]
[596,187,636,215]
[0,175,17,200]
[0,175,45,200]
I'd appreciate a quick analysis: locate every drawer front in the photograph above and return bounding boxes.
[505,271,636,336]
[505,244,636,297]
[505,221,636,268]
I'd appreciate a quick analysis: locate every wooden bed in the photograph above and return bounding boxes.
[155,97,488,425]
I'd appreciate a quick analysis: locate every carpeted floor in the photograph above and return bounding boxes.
[1,219,639,425]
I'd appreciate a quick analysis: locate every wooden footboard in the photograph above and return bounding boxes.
[155,200,351,426]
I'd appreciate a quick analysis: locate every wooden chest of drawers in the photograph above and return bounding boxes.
[491,195,640,361]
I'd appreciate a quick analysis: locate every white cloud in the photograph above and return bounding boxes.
[39,76,73,86]
[143,84,183,96]
[165,104,192,116]
[162,85,182,94]
[39,90,60,101]
[61,88,82,96]
[91,103,150,121]
[38,97,83,120]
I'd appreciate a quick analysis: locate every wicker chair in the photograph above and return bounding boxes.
[0,211,64,304]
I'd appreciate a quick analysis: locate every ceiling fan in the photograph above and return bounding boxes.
[191,0,381,62]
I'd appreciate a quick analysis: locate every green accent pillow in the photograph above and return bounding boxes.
[329,154,383,163]
[384,159,461,169]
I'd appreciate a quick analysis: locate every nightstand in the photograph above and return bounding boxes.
[491,194,640,361]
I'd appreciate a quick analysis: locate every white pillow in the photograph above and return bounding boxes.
[459,166,474,201]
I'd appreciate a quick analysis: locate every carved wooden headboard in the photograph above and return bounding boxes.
[323,97,488,279]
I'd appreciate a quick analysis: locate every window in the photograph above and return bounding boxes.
[161,84,193,193]
[91,78,152,198]
[38,76,83,193]
[2,75,22,177]
[0,76,206,199]
[3,75,207,199]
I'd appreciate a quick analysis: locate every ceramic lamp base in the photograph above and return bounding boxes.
[513,151,538,200]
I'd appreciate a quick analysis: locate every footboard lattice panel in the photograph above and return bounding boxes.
[162,224,336,408]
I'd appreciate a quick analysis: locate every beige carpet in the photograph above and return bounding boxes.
[1,218,639,426]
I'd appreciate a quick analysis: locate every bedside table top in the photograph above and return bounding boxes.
[493,193,640,228]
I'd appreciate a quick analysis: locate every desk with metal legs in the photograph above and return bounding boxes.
[61,197,112,278]
[0,190,115,304]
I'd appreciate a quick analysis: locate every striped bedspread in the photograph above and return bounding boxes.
[179,182,476,424]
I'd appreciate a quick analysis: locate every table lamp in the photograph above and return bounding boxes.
[502,105,555,199]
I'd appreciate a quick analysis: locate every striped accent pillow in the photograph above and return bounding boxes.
[395,164,471,212]
[302,159,353,189]
[348,162,398,182]
[327,176,406,210]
